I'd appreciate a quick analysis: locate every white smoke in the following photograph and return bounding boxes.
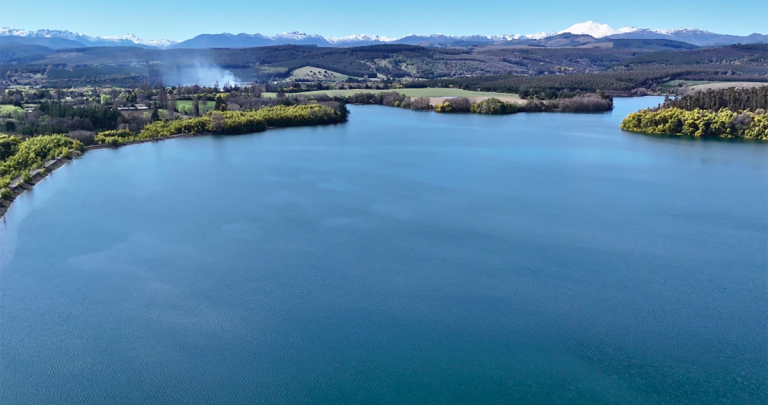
[187,61,239,86]
[164,60,241,86]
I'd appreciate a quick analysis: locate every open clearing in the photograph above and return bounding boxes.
[175,100,216,113]
[688,82,768,91]
[263,88,522,104]
[288,66,353,82]
[660,80,768,91]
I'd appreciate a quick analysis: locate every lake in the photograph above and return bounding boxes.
[1,98,766,404]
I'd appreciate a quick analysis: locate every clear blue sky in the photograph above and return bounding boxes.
[1,0,766,40]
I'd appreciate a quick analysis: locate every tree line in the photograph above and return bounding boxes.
[662,87,768,111]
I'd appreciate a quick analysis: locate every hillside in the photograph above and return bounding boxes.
[0,40,714,86]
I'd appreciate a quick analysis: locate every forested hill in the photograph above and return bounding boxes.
[620,44,767,67]
[2,42,767,91]
[1,43,663,85]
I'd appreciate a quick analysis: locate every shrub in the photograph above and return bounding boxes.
[435,102,453,113]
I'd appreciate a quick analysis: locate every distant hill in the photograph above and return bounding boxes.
[620,43,768,66]
[610,39,698,51]
[607,29,768,47]
[0,45,56,64]
[0,36,85,49]
[172,32,333,49]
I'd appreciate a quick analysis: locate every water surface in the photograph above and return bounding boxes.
[1,98,766,404]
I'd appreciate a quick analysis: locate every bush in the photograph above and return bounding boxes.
[0,187,11,199]
[435,102,453,113]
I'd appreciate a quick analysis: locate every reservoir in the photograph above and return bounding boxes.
[1,97,766,404]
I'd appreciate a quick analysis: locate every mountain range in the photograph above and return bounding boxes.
[1,21,766,50]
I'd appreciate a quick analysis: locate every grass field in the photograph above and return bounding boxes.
[659,80,768,92]
[176,100,216,108]
[175,100,216,114]
[262,88,521,103]
[288,66,353,82]
[659,80,712,88]
[688,82,768,91]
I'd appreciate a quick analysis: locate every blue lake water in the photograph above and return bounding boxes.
[1,97,766,404]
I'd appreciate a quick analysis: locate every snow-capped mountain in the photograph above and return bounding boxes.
[0,27,178,48]
[327,34,395,45]
[558,21,638,38]
[1,22,766,50]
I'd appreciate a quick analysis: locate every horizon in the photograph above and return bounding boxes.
[2,20,767,44]
[1,0,766,41]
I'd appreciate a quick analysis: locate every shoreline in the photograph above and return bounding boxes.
[0,133,209,221]
[0,155,73,221]
[0,126,312,221]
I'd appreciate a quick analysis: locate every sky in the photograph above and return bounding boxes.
[1,0,766,40]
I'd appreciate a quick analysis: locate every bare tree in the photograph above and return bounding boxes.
[157,84,168,108]
[209,112,225,132]
[250,85,262,98]
[167,93,176,119]
[192,96,200,117]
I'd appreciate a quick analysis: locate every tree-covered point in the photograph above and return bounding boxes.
[621,108,767,140]
[621,86,768,139]
[662,86,768,111]
[95,103,348,145]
